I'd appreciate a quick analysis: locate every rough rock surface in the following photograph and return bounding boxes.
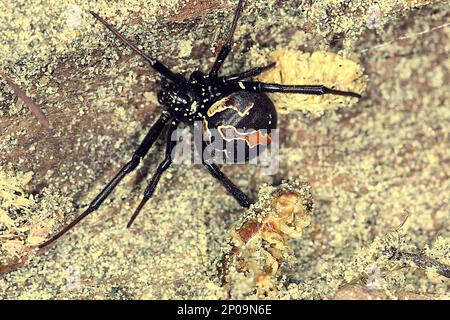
[0,0,449,299]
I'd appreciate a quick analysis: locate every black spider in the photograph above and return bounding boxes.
[39,0,361,248]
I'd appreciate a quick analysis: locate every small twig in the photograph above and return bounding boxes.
[390,210,449,278]
[0,70,52,131]
[392,249,450,279]
[397,210,409,229]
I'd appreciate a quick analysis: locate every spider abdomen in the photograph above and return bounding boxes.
[204,91,277,162]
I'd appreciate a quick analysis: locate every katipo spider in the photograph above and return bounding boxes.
[39,0,361,248]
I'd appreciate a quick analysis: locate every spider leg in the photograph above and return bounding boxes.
[224,81,362,98]
[38,112,171,248]
[195,126,252,208]
[221,62,276,83]
[193,122,252,208]
[203,160,253,208]
[127,121,179,228]
[90,11,185,85]
[208,0,245,80]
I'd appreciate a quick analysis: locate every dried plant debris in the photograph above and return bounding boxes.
[217,180,314,298]
[0,167,73,273]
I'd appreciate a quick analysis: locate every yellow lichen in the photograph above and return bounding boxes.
[0,170,34,219]
[257,49,367,115]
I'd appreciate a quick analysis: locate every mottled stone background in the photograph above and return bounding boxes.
[0,0,448,299]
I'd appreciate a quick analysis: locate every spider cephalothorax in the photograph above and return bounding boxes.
[39,0,361,248]
[157,81,198,121]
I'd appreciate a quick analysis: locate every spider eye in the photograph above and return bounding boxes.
[189,71,205,84]
[161,81,174,90]
[157,90,166,105]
